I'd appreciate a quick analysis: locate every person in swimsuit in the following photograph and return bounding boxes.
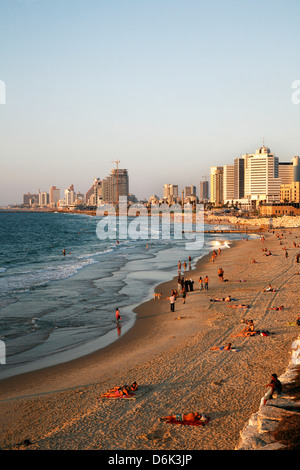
[160,412,207,423]
[116,308,121,322]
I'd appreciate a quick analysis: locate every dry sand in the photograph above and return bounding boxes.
[0,227,300,451]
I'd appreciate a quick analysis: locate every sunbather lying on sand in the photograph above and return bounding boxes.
[231,330,259,337]
[160,412,209,425]
[228,304,250,308]
[267,305,285,311]
[210,295,232,302]
[101,381,138,398]
[209,342,239,351]
[263,284,277,292]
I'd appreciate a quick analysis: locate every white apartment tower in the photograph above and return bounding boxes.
[244,145,281,203]
[210,166,223,204]
[65,184,76,206]
[223,165,235,203]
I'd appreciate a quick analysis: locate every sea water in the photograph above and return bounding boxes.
[0,211,252,380]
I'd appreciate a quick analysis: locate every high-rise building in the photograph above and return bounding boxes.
[234,157,245,200]
[39,191,49,206]
[292,156,300,182]
[23,193,39,206]
[49,186,60,207]
[244,145,281,203]
[210,166,223,204]
[184,185,196,198]
[86,178,103,206]
[65,184,76,206]
[279,162,294,185]
[102,169,129,204]
[223,165,234,203]
[199,180,209,201]
[279,156,300,203]
[163,184,179,203]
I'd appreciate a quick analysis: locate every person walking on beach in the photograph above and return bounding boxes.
[204,276,209,290]
[260,373,282,406]
[116,308,121,322]
[218,267,224,282]
[170,293,175,312]
[199,276,203,290]
[182,288,187,304]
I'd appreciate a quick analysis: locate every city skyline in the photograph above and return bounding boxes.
[1,0,300,206]
[4,142,300,208]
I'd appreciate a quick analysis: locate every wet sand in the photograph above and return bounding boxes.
[0,228,300,451]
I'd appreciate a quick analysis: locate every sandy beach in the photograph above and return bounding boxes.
[0,226,300,451]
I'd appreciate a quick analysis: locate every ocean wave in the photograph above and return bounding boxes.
[77,248,114,260]
[0,258,97,296]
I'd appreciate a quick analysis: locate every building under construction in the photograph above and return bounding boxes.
[102,168,129,204]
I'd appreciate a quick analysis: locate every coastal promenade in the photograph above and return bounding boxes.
[0,221,299,451]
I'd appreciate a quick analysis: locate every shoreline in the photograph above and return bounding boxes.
[0,241,219,398]
[0,227,300,450]
[0,225,239,384]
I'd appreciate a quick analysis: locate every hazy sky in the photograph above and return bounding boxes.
[1,0,300,205]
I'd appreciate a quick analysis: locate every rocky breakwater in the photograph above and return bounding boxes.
[236,335,300,450]
[206,214,300,229]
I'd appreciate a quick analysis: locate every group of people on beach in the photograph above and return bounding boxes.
[109,229,293,431]
[198,276,209,290]
[177,256,192,274]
